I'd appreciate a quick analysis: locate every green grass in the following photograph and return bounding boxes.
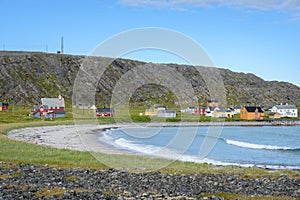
[0,136,106,168]
[35,187,66,198]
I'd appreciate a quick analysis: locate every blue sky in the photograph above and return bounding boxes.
[1,0,299,86]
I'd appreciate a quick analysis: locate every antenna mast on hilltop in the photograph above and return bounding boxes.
[61,36,64,54]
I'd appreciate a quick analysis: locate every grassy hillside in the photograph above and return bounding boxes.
[0,51,299,108]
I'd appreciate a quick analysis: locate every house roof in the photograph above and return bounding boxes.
[274,105,297,109]
[51,110,66,114]
[244,106,264,113]
[232,106,242,109]
[269,112,280,116]
[158,110,176,114]
[97,108,115,113]
[215,107,232,113]
[41,98,65,107]
[154,105,166,109]
[207,100,219,103]
[208,106,218,111]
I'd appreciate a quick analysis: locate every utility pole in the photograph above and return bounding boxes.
[61,36,64,54]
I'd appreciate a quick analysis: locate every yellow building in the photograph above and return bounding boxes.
[269,112,281,119]
[145,105,166,116]
[207,100,219,107]
[212,108,233,118]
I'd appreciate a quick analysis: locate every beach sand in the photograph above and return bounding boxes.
[7,124,129,154]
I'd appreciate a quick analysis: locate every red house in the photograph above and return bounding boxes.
[96,108,115,117]
[194,107,206,116]
[0,102,9,111]
[30,95,66,118]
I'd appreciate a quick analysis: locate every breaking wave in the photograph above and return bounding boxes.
[112,137,300,170]
[99,128,300,170]
[225,139,299,151]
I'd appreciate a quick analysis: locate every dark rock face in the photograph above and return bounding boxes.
[0,162,299,199]
[0,51,299,108]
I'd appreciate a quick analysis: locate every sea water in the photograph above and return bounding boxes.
[98,126,300,169]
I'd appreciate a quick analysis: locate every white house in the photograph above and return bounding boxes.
[180,107,196,114]
[205,106,218,117]
[230,106,242,115]
[157,110,177,118]
[270,104,298,118]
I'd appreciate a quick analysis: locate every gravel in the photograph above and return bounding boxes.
[0,162,299,199]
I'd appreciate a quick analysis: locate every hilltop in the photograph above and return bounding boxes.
[0,51,299,108]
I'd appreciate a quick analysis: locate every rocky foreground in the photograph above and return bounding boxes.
[0,162,299,199]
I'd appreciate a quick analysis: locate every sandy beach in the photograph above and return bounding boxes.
[7,124,129,154]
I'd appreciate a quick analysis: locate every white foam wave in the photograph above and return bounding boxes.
[114,138,258,168]
[172,154,300,169]
[178,154,255,168]
[225,139,293,150]
[115,138,163,154]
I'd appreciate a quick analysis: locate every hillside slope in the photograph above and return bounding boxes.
[0,51,299,108]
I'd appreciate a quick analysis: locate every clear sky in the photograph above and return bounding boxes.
[1,0,299,86]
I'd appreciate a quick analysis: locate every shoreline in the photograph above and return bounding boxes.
[7,121,300,152]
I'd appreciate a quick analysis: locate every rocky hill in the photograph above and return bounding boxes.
[0,51,299,108]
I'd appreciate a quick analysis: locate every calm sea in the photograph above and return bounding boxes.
[98,126,300,169]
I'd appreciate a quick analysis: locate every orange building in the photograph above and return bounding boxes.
[207,100,219,107]
[240,106,264,120]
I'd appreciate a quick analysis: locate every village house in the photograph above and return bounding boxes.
[212,107,234,118]
[180,107,196,114]
[157,109,177,118]
[96,108,115,117]
[145,105,166,116]
[269,104,298,118]
[207,100,219,107]
[29,95,66,118]
[206,106,218,117]
[230,106,242,115]
[194,107,206,116]
[240,106,264,120]
[0,102,9,111]
[269,112,281,119]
